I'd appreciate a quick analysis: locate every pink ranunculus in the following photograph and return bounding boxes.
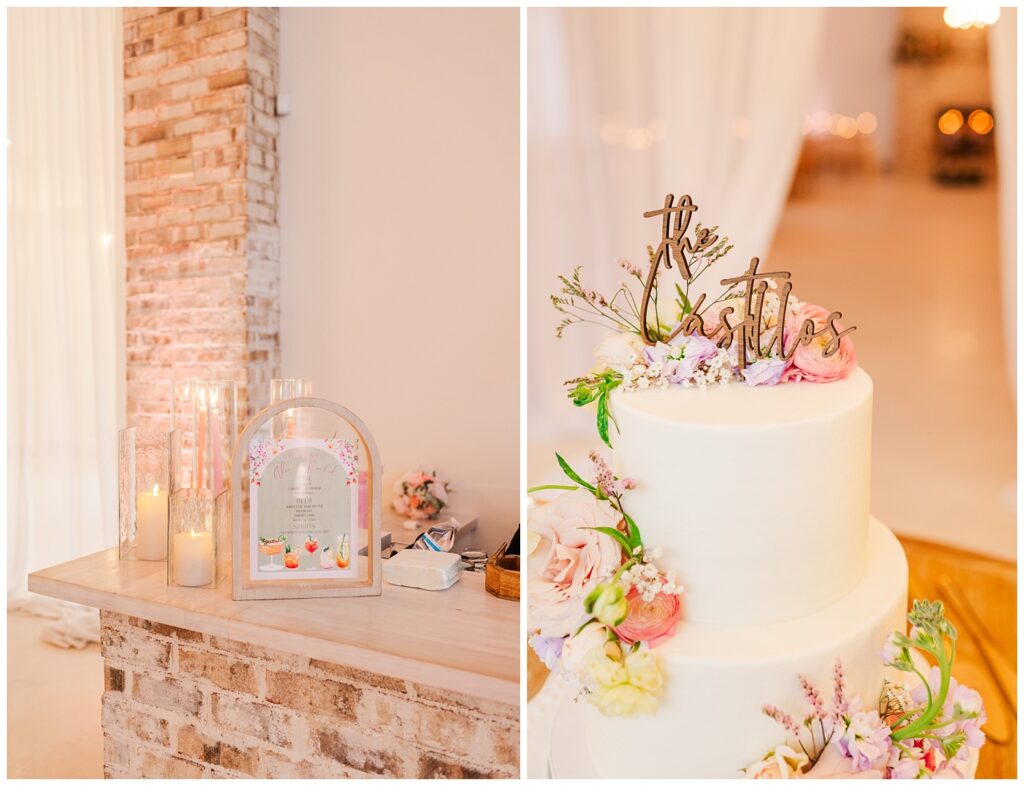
[781,303,857,383]
[612,586,681,648]
[528,491,624,638]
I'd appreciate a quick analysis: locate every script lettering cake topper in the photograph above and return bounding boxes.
[639,193,855,368]
[551,190,859,446]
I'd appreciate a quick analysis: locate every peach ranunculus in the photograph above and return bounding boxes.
[781,303,857,384]
[528,491,624,638]
[743,745,810,779]
[612,586,681,648]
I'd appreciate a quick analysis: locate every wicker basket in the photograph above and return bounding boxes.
[484,541,519,601]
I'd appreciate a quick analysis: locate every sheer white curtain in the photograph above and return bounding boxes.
[989,9,1016,388]
[8,8,124,609]
[528,8,824,436]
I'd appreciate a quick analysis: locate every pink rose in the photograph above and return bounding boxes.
[612,586,681,648]
[781,303,857,383]
[528,491,624,638]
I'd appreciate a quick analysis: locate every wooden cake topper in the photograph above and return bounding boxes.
[639,193,856,369]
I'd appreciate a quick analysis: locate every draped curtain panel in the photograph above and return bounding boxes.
[7,8,124,599]
[528,7,825,437]
[989,9,1017,389]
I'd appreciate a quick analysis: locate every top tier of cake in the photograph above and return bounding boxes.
[609,367,873,626]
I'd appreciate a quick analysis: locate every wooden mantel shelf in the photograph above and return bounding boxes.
[28,549,519,705]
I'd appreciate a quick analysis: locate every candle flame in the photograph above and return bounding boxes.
[151,483,160,495]
[189,529,198,538]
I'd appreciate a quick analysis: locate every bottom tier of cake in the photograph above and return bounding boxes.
[580,518,908,778]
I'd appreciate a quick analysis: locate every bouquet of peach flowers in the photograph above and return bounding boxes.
[392,470,452,520]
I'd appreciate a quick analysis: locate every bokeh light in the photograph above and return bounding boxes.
[967,109,994,135]
[856,112,878,135]
[937,109,964,135]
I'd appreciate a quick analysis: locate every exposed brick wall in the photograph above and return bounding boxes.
[99,612,519,778]
[123,7,281,432]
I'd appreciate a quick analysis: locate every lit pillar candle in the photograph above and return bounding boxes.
[136,483,168,560]
[173,530,215,587]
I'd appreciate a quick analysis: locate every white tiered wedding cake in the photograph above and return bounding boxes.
[582,368,909,777]
[529,193,986,779]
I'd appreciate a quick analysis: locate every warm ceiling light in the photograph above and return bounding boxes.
[856,112,878,135]
[938,109,964,135]
[968,109,994,134]
[943,3,1000,29]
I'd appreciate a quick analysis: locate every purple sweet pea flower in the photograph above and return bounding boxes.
[836,710,892,771]
[529,634,566,672]
[673,333,718,379]
[910,668,987,758]
[741,357,787,386]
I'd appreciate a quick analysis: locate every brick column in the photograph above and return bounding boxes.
[123,7,280,431]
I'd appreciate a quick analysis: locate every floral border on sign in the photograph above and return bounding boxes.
[249,436,359,486]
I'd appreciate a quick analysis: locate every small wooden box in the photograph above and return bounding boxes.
[485,541,519,601]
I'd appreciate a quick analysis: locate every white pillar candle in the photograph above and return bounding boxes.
[173,530,215,587]
[135,484,168,560]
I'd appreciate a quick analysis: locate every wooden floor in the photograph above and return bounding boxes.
[527,536,1017,779]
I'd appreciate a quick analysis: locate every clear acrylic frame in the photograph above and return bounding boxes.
[231,397,382,600]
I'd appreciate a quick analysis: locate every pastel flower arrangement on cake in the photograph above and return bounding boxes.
[744,601,986,779]
[392,469,452,520]
[553,196,856,446]
[531,193,985,777]
[528,452,682,718]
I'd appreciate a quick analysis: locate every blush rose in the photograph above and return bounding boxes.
[528,491,624,638]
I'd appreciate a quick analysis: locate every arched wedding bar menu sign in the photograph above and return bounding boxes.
[231,397,382,600]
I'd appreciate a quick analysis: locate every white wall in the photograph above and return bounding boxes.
[279,8,519,554]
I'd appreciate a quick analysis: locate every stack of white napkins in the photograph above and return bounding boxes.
[383,549,463,590]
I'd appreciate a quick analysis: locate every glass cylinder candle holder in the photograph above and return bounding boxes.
[172,379,238,494]
[270,377,313,438]
[119,428,178,561]
[167,488,224,588]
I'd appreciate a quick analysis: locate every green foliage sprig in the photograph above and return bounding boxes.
[565,370,622,448]
[883,599,976,759]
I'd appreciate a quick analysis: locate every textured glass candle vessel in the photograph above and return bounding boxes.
[270,377,313,439]
[172,379,238,494]
[119,428,178,561]
[167,488,225,588]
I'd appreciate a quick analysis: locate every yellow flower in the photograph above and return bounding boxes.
[591,683,659,718]
[585,642,663,718]
[623,650,663,695]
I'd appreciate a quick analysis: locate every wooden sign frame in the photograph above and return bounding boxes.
[231,397,382,601]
